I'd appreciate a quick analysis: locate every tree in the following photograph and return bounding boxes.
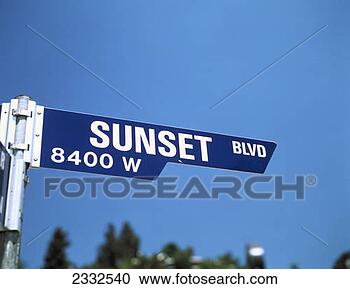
[129,254,166,269]
[217,252,240,268]
[95,224,121,268]
[161,243,193,268]
[198,253,240,269]
[119,222,140,260]
[43,227,70,269]
[162,243,179,258]
[174,247,193,268]
[334,251,350,269]
[290,263,299,269]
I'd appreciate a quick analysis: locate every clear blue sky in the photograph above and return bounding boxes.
[1,0,349,268]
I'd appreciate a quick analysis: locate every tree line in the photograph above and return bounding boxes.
[42,223,239,269]
[40,223,349,269]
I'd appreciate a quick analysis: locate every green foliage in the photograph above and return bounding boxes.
[173,247,194,269]
[127,255,166,269]
[43,227,70,269]
[119,222,140,260]
[333,251,350,269]
[94,223,121,268]
[217,252,240,268]
[42,222,348,269]
[93,222,140,268]
[159,243,193,268]
[196,253,240,269]
[129,243,194,269]
[162,243,179,258]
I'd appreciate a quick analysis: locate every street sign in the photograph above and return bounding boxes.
[36,108,276,179]
[0,142,11,227]
[0,96,277,269]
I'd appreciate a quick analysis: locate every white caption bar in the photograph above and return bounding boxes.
[0,269,348,289]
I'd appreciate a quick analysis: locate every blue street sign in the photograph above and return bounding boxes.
[39,108,276,179]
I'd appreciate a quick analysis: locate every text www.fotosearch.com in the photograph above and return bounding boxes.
[138,272,278,285]
[72,272,278,286]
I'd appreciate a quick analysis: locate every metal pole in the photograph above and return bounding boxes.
[0,95,31,269]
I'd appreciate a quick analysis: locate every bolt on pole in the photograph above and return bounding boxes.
[0,95,31,269]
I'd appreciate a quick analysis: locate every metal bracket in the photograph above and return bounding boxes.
[9,143,29,151]
[12,109,32,118]
[30,105,44,168]
[0,100,44,167]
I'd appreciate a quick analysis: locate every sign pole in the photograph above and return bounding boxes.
[0,95,31,268]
